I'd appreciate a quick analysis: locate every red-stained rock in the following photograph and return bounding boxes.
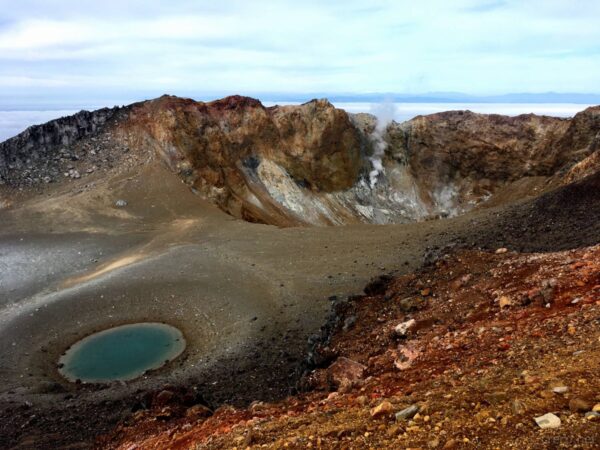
[327,357,367,390]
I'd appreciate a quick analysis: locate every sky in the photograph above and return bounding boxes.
[0,0,599,106]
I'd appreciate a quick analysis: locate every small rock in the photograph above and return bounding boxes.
[115,199,128,207]
[525,288,543,304]
[386,424,402,437]
[442,439,457,449]
[326,392,338,401]
[497,342,511,351]
[534,413,561,429]
[569,398,591,412]
[499,296,512,308]
[185,404,212,419]
[428,438,440,448]
[395,404,420,421]
[156,406,174,420]
[342,315,356,331]
[327,357,366,390]
[521,372,538,384]
[154,389,175,406]
[398,296,426,312]
[585,411,600,421]
[355,396,368,406]
[394,319,416,338]
[495,248,508,254]
[394,344,420,370]
[593,404,600,412]
[552,386,568,394]
[370,400,393,418]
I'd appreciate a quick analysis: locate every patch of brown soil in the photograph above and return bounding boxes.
[100,245,600,449]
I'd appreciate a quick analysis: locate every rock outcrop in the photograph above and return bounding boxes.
[119,95,363,225]
[1,96,599,225]
[387,111,570,209]
[0,107,129,187]
[553,106,600,183]
[551,105,600,169]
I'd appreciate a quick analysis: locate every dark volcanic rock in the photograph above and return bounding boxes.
[0,107,129,188]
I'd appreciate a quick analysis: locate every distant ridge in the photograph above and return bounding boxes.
[258,91,600,104]
[1,91,599,112]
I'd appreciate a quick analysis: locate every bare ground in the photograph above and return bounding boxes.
[102,244,600,449]
[0,169,599,449]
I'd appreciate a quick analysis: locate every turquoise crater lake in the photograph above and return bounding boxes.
[58,323,185,382]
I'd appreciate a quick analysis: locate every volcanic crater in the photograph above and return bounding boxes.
[0,95,599,449]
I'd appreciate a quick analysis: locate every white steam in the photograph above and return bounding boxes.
[368,99,396,188]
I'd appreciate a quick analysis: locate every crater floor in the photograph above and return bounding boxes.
[0,161,599,448]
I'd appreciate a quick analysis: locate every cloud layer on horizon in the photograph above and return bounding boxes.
[0,0,598,102]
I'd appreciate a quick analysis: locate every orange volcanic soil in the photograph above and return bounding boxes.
[101,245,600,449]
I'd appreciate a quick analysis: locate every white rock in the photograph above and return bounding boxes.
[534,413,561,429]
[552,386,568,394]
[394,319,416,337]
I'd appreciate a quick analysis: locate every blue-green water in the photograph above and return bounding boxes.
[58,323,185,382]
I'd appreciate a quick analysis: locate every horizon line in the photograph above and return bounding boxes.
[1,91,600,111]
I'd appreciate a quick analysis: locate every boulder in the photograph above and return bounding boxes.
[327,357,366,390]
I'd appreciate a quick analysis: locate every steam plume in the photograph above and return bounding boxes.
[369,99,396,188]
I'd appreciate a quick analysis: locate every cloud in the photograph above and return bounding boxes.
[0,0,598,101]
[462,0,508,13]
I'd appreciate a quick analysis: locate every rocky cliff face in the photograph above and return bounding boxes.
[118,95,363,225]
[382,111,571,216]
[1,96,598,225]
[552,106,600,182]
[0,107,130,188]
